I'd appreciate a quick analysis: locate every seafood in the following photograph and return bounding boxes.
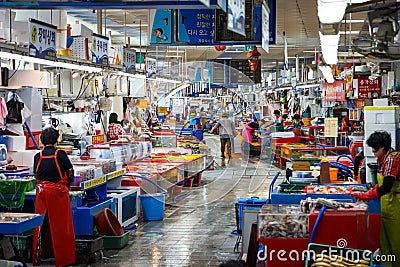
[258,205,308,238]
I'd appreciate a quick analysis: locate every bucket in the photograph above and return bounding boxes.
[139,193,165,221]
[329,168,338,181]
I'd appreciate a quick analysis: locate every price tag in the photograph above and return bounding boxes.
[29,19,57,61]
[91,33,109,65]
[82,176,106,190]
[91,135,105,145]
[107,169,126,181]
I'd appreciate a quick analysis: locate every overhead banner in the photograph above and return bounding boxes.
[29,18,57,61]
[91,33,109,65]
[177,9,215,44]
[261,3,270,53]
[123,48,136,74]
[146,57,157,79]
[227,0,246,36]
[149,10,172,45]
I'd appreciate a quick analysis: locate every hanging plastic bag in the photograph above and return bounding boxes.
[6,92,24,123]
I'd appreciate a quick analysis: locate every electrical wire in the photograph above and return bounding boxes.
[7,60,22,81]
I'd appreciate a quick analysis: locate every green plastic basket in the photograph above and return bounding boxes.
[276,182,313,193]
[102,231,130,249]
[5,230,33,250]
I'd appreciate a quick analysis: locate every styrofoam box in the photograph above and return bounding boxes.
[373,98,389,106]
[364,106,400,124]
[8,150,38,167]
[6,136,26,151]
[364,123,398,135]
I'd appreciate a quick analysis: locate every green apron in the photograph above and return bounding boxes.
[378,173,400,267]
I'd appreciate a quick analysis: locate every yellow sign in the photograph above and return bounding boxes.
[92,135,105,145]
[107,169,125,181]
[82,176,106,190]
[324,118,338,137]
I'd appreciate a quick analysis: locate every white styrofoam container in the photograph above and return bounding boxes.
[364,106,400,124]
[7,70,51,89]
[373,98,389,106]
[70,23,93,38]
[363,140,374,157]
[6,136,26,151]
[364,123,397,135]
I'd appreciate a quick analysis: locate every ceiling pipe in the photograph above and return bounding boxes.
[97,10,102,35]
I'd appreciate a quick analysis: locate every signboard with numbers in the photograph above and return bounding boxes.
[322,80,345,102]
[91,33,109,65]
[123,48,136,74]
[146,57,157,79]
[29,19,57,61]
[357,77,381,99]
[177,9,215,44]
[228,0,246,36]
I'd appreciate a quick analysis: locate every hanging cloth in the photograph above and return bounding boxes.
[32,150,76,267]
[0,97,8,126]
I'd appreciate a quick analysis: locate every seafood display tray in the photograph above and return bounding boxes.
[0,213,43,234]
[305,243,373,267]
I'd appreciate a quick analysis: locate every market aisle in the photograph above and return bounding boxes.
[99,155,281,266]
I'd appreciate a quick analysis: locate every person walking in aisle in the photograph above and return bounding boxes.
[32,127,76,266]
[349,131,400,267]
[210,112,237,160]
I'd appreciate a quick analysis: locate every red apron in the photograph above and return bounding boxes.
[32,150,76,267]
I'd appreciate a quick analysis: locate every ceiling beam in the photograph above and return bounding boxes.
[0,0,221,10]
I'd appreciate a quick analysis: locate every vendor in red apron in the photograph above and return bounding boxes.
[32,127,76,266]
[350,131,400,267]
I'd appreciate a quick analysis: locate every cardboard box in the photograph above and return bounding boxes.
[292,161,310,171]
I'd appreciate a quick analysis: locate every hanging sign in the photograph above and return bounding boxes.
[261,3,270,53]
[91,33,109,65]
[227,0,246,36]
[268,0,276,45]
[322,80,345,102]
[177,9,215,44]
[357,77,381,99]
[146,57,157,79]
[29,19,57,61]
[123,48,136,74]
[149,10,172,45]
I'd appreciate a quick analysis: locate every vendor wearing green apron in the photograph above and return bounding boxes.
[350,131,400,267]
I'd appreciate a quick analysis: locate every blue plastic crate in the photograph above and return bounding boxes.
[236,196,268,232]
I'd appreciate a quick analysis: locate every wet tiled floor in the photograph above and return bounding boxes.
[98,155,280,267]
[30,134,280,267]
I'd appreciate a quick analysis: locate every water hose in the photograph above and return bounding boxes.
[309,205,327,243]
[267,172,280,204]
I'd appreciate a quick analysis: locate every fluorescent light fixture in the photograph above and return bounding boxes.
[341,19,364,23]
[0,51,102,73]
[339,31,360,35]
[319,32,340,64]
[148,77,182,84]
[318,0,347,24]
[117,71,146,79]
